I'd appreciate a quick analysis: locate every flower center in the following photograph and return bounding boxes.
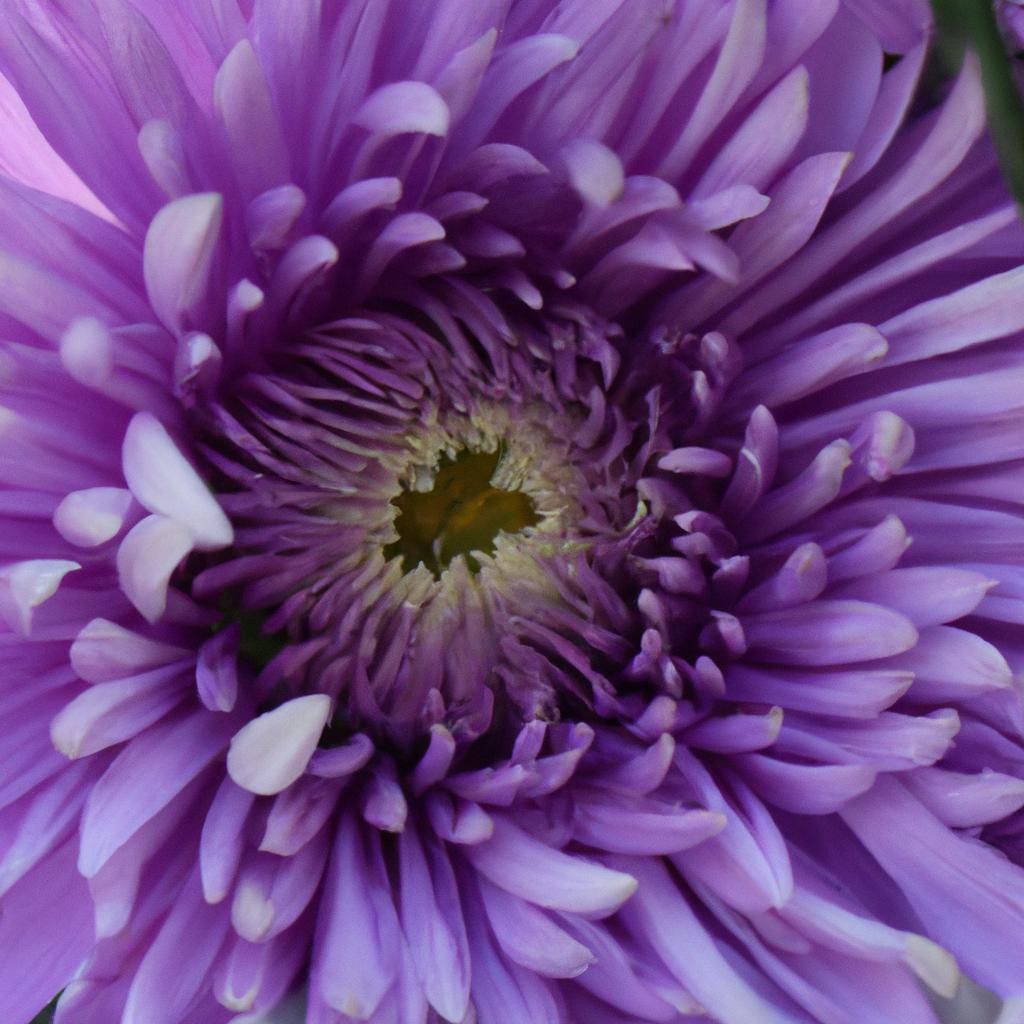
[385,446,541,577]
[188,304,712,726]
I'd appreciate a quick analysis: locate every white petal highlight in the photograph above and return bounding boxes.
[54,487,133,547]
[59,317,114,388]
[122,412,232,549]
[0,559,80,635]
[143,192,223,332]
[116,514,194,624]
[560,139,624,207]
[227,695,333,796]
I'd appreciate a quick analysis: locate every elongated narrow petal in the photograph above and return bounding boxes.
[480,879,595,978]
[744,600,918,665]
[466,817,638,917]
[80,708,237,876]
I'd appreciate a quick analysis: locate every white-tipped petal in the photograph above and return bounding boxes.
[116,514,194,623]
[143,192,223,332]
[122,412,232,549]
[228,695,333,796]
[54,487,133,547]
[355,81,450,138]
[60,317,114,388]
[0,559,80,635]
[560,139,624,206]
[905,935,959,999]
[71,618,190,683]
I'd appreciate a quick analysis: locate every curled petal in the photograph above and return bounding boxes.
[143,192,223,332]
[54,487,133,547]
[465,816,637,917]
[227,695,332,796]
[116,514,194,623]
[122,412,232,548]
[0,559,79,635]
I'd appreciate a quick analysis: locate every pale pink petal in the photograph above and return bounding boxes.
[227,695,332,796]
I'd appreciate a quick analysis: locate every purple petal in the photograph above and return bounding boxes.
[313,813,400,1018]
[480,878,595,978]
[744,599,918,666]
[214,41,289,197]
[466,816,637,917]
[200,776,255,904]
[574,799,727,855]
[398,825,471,1021]
[79,706,237,876]
[70,617,189,683]
[0,839,94,1024]
[196,625,240,712]
[122,869,231,1024]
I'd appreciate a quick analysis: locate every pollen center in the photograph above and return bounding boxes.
[385,446,541,576]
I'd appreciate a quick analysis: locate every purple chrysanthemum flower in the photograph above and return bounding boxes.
[4,1,1024,1022]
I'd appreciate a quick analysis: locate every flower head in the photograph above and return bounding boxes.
[3,2,1024,1023]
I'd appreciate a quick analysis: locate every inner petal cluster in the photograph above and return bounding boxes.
[188,293,710,743]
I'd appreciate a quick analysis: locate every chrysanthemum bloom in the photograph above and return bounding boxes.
[4,1,1024,1022]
